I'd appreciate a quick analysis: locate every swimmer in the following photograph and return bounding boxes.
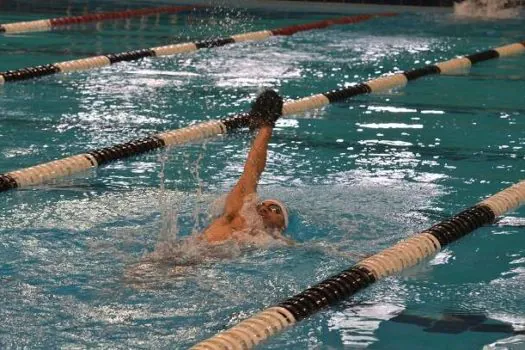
[200,89,293,246]
[125,89,292,285]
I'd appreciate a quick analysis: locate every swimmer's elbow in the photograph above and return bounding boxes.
[224,213,236,223]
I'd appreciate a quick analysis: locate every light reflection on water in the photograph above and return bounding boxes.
[329,300,405,348]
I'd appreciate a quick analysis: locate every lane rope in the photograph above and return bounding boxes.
[0,40,523,192]
[0,14,393,84]
[280,41,525,116]
[0,5,198,34]
[191,179,525,349]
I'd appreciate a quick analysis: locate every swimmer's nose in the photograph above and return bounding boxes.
[258,205,269,215]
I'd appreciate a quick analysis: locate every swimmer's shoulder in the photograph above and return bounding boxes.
[202,213,246,243]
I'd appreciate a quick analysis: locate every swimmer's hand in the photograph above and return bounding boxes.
[249,89,283,128]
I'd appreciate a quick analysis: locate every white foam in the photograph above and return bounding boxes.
[429,249,454,265]
[454,0,521,19]
[483,335,525,349]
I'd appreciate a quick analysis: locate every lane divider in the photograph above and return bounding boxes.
[0,14,393,84]
[0,5,198,34]
[0,114,256,192]
[191,180,525,349]
[279,41,525,117]
[1,40,523,193]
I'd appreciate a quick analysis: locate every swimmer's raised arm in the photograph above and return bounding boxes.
[223,125,273,218]
[223,90,283,218]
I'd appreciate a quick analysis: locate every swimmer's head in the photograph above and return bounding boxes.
[257,199,289,232]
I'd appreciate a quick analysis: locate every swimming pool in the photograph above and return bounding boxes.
[1,1,524,348]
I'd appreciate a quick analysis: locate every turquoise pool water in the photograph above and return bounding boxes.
[1,1,525,349]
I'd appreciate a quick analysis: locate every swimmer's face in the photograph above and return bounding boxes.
[257,200,286,231]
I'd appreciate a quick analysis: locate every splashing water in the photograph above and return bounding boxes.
[156,140,210,243]
[454,0,522,19]
[157,149,179,244]
[126,148,292,288]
